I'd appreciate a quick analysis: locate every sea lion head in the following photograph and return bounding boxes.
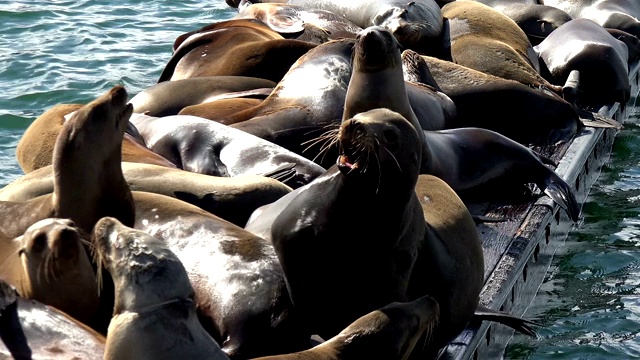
[54,85,132,168]
[373,3,440,51]
[332,295,439,360]
[92,217,194,315]
[18,218,98,324]
[337,108,421,190]
[354,26,403,73]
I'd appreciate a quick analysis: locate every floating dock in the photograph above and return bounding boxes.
[440,62,640,359]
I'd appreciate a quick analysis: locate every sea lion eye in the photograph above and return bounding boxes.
[383,129,399,147]
[32,233,47,253]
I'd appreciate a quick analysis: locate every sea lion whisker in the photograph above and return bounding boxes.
[319,136,340,164]
[383,146,402,173]
[311,135,337,163]
[302,129,339,154]
[373,150,382,194]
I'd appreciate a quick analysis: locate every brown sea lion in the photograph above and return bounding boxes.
[0,279,105,359]
[442,0,562,93]
[8,219,98,326]
[16,102,176,174]
[269,109,484,357]
[0,162,292,227]
[92,217,229,360]
[128,76,276,117]
[253,295,439,360]
[158,19,316,83]
[0,85,135,238]
[535,18,631,108]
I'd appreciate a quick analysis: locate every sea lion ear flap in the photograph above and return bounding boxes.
[263,8,305,34]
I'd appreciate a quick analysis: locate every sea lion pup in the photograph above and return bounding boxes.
[345,27,579,220]
[234,1,363,40]
[10,219,99,326]
[253,295,440,360]
[0,162,292,227]
[91,217,228,360]
[129,76,276,117]
[158,19,316,83]
[535,18,631,109]
[15,103,176,174]
[0,279,106,360]
[442,0,562,94]
[130,113,326,189]
[0,85,135,238]
[270,109,483,357]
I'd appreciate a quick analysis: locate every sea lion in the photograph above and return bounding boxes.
[129,76,276,117]
[0,280,106,360]
[0,162,292,227]
[270,109,483,357]
[284,0,444,54]
[158,18,316,83]
[252,295,440,360]
[535,18,631,108]
[343,27,579,219]
[129,113,326,189]
[129,190,306,359]
[235,1,363,40]
[582,0,640,38]
[92,217,229,360]
[607,28,640,63]
[0,85,135,238]
[16,103,176,173]
[3,219,99,327]
[442,0,562,93]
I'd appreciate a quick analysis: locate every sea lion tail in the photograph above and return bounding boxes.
[474,306,540,338]
[576,107,623,129]
[542,171,580,222]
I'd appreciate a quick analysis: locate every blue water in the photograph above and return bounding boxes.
[2,1,640,358]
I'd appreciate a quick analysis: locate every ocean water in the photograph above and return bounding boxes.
[2,1,640,358]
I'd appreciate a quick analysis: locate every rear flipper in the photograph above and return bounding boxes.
[576,107,623,129]
[474,306,540,338]
[540,169,580,222]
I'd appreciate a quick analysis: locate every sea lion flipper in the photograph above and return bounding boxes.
[542,172,580,222]
[473,306,541,338]
[576,108,623,130]
[259,163,297,185]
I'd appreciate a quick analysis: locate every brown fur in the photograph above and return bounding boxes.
[160,19,317,83]
[17,103,176,173]
[179,98,263,122]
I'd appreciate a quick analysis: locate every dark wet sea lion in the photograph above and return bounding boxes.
[235,1,363,40]
[442,0,562,93]
[0,86,135,237]
[253,295,439,360]
[286,0,444,54]
[92,217,229,360]
[271,108,426,342]
[0,279,105,359]
[0,162,292,227]
[554,0,640,38]
[16,103,176,173]
[270,109,484,357]
[535,18,631,108]
[158,19,316,83]
[130,191,307,359]
[129,113,326,189]
[606,28,640,62]
[129,76,276,117]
